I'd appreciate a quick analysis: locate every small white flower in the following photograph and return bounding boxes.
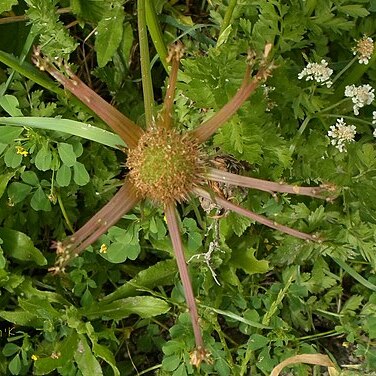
[373,128,376,138]
[298,59,333,88]
[353,36,374,65]
[372,111,376,125]
[327,118,356,152]
[345,84,375,115]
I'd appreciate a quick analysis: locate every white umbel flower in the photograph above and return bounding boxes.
[298,59,333,87]
[328,118,356,153]
[353,36,374,65]
[345,84,375,115]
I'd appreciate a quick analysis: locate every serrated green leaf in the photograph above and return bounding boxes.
[341,295,363,314]
[18,297,60,320]
[95,5,125,67]
[0,0,18,14]
[0,227,46,265]
[84,296,170,320]
[337,4,369,17]
[73,162,90,186]
[34,146,52,171]
[30,187,51,211]
[56,164,72,187]
[230,248,269,276]
[7,182,32,204]
[57,142,76,167]
[0,310,42,327]
[74,335,103,376]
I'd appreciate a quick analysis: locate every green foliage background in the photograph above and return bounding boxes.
[0,0,376,375]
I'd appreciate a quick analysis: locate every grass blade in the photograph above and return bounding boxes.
[0,117,125,149]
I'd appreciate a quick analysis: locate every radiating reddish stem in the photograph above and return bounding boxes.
[164,202,204,350]
[191,64,270,144]
[194,187,317,241]
[32,50,143,149]
[160,54,180,129]
[206,168,329,199]
[54,181,139,270]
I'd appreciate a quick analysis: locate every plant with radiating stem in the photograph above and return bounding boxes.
[32,31,335,369]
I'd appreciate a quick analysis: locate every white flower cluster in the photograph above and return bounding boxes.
[345,84,375,115]
[373,111,376,138]
[353,36,374,65]
[298,59,333,87]
[328,118,356,153]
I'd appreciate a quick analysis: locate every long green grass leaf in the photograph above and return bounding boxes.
[202,305,272,330]
[332,257,376,292]
[0,117,125,149]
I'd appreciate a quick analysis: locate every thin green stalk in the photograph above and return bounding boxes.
[0,30,36,96]
[331,56,357,86]
[138,0,155,127]
[57,193,74,233]
[218,0,237,45]
[289,116,310,153]
[319,114,371,126]
[138,364,162,375]
[145,0,168,72]
[318,98,349,114]
[298,330,337,341]
[331,48,376,103]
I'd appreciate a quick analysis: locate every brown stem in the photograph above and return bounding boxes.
[55,180,139,270]
[164,202,204,350]
[205,168,329,200]
[32,48,143,149]
[191,63,271,144]
[159,45,182,129]
[194,187,317,241]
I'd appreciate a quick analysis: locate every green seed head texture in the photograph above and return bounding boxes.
[126,127,204,203]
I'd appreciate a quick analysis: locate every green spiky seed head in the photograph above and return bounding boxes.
[126,128,204,203]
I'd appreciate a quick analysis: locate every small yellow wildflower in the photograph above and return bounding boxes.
[100,244,108,253]
[15,145,28,157]
[31,354,38,361]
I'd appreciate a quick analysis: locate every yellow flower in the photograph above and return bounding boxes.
[31,354,38,361]
[15,145,28,157]
[100,244,108,253]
